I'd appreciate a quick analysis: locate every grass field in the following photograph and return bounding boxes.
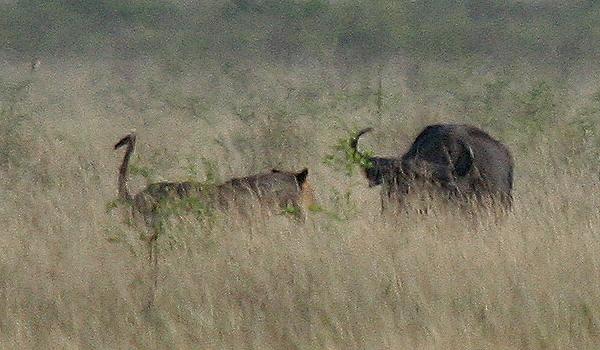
[2,1,600,349]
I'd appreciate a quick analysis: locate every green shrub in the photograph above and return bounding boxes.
[324,129,374,177]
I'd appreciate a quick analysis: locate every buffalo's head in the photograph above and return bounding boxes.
[350,128,397,187]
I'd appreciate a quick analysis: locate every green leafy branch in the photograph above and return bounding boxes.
[323,129,374,177]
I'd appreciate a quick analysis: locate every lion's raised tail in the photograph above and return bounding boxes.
[114,133,137,202]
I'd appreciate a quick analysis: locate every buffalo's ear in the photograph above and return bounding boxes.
[454,142,474,177]
[295,168,309,187]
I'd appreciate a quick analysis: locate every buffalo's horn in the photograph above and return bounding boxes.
[350,127,374,154]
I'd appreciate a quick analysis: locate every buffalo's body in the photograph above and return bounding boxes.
[353,124,514,212]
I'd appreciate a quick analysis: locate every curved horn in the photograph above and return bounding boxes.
[114,133,137,202]
[350,127,373,154]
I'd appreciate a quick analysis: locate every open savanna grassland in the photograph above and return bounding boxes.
[2,1,600,349]
[1,55,599,349]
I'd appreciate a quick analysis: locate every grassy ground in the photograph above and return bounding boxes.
[2,1,600,349]
[0,55,599,349]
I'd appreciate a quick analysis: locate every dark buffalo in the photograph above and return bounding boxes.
[351,124,513,212]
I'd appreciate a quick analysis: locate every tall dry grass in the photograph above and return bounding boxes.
[1,56,600,349]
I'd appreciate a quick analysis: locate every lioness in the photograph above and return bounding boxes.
[114,133,315,305]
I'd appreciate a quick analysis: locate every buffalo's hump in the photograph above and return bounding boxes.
[400,124,513,204]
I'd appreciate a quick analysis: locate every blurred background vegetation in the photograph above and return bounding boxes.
[2,0,600,172]
[3,0,600,65]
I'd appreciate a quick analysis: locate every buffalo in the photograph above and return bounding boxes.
[351,124,513,212]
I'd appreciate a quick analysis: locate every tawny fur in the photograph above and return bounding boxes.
[114,133,314,306]
[114,133,313,225]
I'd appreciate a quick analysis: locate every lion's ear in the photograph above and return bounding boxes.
[295,168,309,187]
